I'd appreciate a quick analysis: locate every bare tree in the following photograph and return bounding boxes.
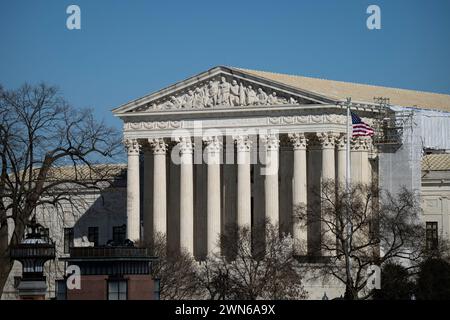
[197,223,308,300]
[0,83,122,293]
[296,181,428,299]
[149,233,202,300]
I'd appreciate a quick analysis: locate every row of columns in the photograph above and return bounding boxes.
[125,133,372,256]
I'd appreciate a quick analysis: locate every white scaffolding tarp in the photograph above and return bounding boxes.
[390,105,450,151]
[379,106,450,195]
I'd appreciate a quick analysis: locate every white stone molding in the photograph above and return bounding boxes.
[124,121,181,131]
[268,114,347,126]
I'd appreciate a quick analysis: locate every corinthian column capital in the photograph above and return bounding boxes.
[288,133,308,150]
[148,138,167,155]
[317,132,339,149]
[337,135,348,150]
[124,139,141,155]
[233,135,252,152]
[175,136,194,154]
[351,136,371,151]
[203,136,222,153]
[261,133,280,151]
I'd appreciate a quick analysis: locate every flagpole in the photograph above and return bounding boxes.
[345,97,353,298]
[346,97,351,195]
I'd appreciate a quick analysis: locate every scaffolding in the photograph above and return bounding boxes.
[372,97,413,146]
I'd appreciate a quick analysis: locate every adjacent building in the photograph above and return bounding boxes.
[421,153,450,251]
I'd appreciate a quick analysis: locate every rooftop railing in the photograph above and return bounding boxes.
[69,246,150,258]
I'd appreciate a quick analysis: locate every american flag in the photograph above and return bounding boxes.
[351,112,374,137]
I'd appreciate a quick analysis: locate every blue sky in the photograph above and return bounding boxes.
[1,0,449,129]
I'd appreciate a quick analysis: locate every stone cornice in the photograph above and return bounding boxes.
[123,112,375,132]
[118,103,380,119]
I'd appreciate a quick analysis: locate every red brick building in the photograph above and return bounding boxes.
[57,246,159,300]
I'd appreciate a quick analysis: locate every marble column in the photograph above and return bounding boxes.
[177,137,194,255]
[363,137,373,186]
[350,137,370,186]
[234,135,252,229]
[203,136,222,255]
[337,135,348,189]
[143,146,153,246]
[262,133,280,227]
[317,132,338,256]
[125,139,141,242]
[288,133,308,255]
[318,132,338,184]
[149,138,167,239]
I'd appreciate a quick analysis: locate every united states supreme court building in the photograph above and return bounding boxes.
[112,66,450,259]
[3,66,450,300]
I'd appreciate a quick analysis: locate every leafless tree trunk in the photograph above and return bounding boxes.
[0,83,122,294]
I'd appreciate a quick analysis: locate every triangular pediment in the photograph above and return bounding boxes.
[113,66,338,115]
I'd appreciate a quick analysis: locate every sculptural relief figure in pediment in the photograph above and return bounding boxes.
[257,88,268,105]
[208,80,219,107]
[193,87,206,109]
[267,92,278,105]
[246,85,257,106]
[183,90,194,109]
[239,82,246,105]
[219,77,231,105]
[230,80,240,106]
[144,75,304,111]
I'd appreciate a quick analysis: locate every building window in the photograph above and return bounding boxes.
[426,222,438,251]
[154,278,161,300]
[88,227,99,246]
[42,228,50,242]
[108,279,127,300]
[55,280,67,300]
[64,228,74,253]
[113,225,126,244]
